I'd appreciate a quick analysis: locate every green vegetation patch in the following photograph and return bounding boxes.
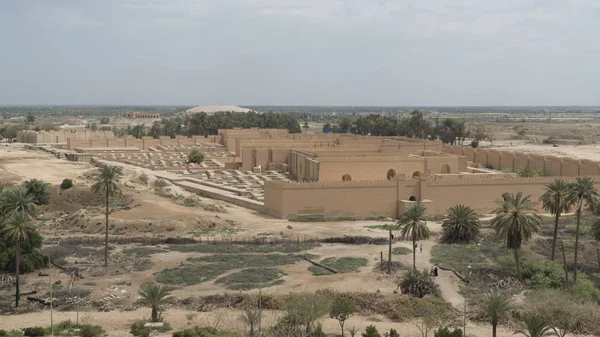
[366,224,397,231]
[392,246,412,255]
[215,268,286,290]
[169,242,318,254]
[172,326,241,337]
[187,253,316,269]
[155,264,229,285]
[430,244,491,274]
[308,257,368,276]
[123,247,166,257]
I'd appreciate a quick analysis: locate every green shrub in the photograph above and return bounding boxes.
[362,325,381,337]
[400,269,439,298]
[79,325,104,337]
[571,276,600,303]
[187,149,204,164]
[522,260,564,288]
[22,328,44,337]
[130,321,150,337]
[434,327,463,337]
[387,329,400,337]
[470,140,479,148]
[172,326,239,337]
[60,179,73,190]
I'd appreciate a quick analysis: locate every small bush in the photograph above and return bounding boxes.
[522,260,564,288]
[172,326,239,337]
[60,179,73,190]
[387,328,400,337]
[187,149,204,164]
[22,328,44,337]
[571,276,600,303]
[470,140,479,148]
[362,325,381,337]
[130,321,150,337]
[79,325,104,337]
[434,327,463,337]
[399,269,439,298]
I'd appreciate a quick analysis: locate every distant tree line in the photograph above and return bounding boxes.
[339,110,470,145]
[115,111,301,139]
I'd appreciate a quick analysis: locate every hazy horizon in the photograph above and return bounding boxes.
[1,1,600,106]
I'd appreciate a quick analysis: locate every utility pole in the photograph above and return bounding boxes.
[388,230,393,274]
[50,273,54,336]
[258,268,262,337]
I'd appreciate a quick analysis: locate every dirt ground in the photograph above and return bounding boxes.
[0,143,591,336]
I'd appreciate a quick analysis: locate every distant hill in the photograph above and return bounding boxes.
[183,105,253,116]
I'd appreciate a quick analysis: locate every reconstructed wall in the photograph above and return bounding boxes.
[443,145,598,176]
[66,135,209,150]
[17,130,115,144]
[264,175,600,219]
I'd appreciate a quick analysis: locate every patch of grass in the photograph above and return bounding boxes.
[114,281,132,286]
[132,259,153,272]
[189,228,247,236]
[123,247,165,257]
[308,257,368,276]
[392,246,412,255]
[187,253,316,269]
[256,232,273,236]
[430,244,490,274]
[155,264,229,285]
[169,243,318,254]
[366,224,397,231]
[52,283,63,291]
[83,282,97,286]
[215,268,286,290]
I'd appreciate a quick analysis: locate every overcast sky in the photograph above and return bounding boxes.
[1,0,599,106]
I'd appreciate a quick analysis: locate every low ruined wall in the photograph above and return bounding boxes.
[443,145,600,176]
[264,175,600,219]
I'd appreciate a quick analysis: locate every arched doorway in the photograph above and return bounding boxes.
[441,164,451,174]
[412,171,423,179]
[409,196,417,201]
[386,168,397,180]
[342,174,352,182]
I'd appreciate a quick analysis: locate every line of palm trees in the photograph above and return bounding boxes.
[396,176,600,283]
[1,165,123,307]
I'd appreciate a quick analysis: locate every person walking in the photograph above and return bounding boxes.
[420,244,423,253]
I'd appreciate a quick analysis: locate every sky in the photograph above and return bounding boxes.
[1,0,599,106]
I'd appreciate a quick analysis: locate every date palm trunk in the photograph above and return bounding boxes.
[551,209,561,261]
[15,240,20,307]
[574,200,582,283]
[105,187,109,268]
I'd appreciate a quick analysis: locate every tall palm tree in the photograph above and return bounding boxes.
[397,203,430,269]
[539,178,574,261]
[0,187,37,219]
[491,192,541,281]
[21,179,50,206]
[480,290,513,337]
[568,177,598,282]
[139,283,172,322]
[1,211,37,307]
[514,314,554,337]
[441,204,480,244]
[91,165,123,267]
[592,218,600,242]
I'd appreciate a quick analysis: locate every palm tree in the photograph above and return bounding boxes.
[491,192,541,281]
[0,187,37,219]
[592,218,600,242]
[139,283,172,322]
[514,314,554,337]
[397,203,430,269]
[21,179,50,206]
[568,177,598,282]
[441,204,480,244]
[1,211,37,307]
[539,178,574,261]
[91,165,123,267]
[481,290,513,337]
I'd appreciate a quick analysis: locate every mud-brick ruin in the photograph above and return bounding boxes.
[20,128,600,219]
